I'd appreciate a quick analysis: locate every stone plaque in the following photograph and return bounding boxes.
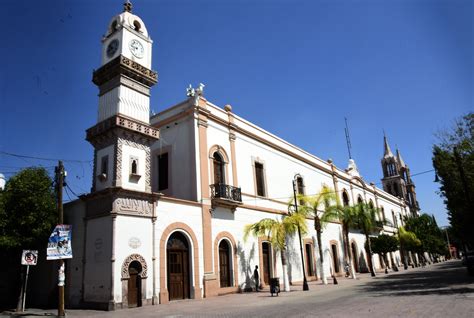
[115,198,152,215]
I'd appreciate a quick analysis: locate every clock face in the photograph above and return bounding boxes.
[106,39,119,58]
[129,39,144,58]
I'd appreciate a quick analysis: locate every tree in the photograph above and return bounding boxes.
[298,185,337,284]
[353,203,379,277]
[0,167,56,251]
[371,234,399,273]
[321,201,358,279]
[399,226,422,267]
[243,212,308,292]
[433,112,474,248]
[404,214,447,257]
[0,167,57,309]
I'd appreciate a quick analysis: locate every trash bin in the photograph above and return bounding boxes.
[270,277,280,296]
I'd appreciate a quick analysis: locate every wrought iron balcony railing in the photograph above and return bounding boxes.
[210,183,242,203]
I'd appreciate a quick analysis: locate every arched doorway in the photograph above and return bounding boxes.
[261,242,272,285]
[219,240,232,287]
[330,243,340,274]
[167,232,190,300]
[351,242,359,273]
[128,261,142,307]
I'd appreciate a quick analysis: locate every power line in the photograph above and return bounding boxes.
[65,183,80,198]
[0,151,91,164]
[64,185,73,202]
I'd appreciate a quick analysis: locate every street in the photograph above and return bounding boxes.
[7,260,474,318]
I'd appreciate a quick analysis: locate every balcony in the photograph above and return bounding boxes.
[210,183,242,211]
[374,220,385,232]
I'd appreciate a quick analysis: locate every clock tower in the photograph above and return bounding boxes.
[86,1,159,194]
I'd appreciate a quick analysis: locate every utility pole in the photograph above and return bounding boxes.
[291,175,309,291]
[55,161,66,317]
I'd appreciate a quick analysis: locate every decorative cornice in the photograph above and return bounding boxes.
[86,115,159,145]
[81,187,162,218]
[92,55,158,88]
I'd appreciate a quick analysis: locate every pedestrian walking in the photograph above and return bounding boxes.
[344,262,350,277]
[253,265,260,291]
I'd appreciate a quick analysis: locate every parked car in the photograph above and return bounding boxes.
[463,250,474,275]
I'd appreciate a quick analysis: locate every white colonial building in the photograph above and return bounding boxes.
[65,2,413,310]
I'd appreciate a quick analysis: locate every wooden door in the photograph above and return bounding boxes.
[305,244,314,276]
[167,232,190,301]
[219,241,231,287]
[262,242,271,284]
[331,244,340,274]
[168,250,189,300]
[351,243,359,272]
[128,273,138,307]
[127,261,142,307]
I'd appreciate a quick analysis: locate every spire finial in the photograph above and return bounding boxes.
[124,0,133,13]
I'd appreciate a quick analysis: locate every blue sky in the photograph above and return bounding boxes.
[1,0,472,226]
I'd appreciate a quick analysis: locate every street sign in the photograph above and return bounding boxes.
[21,250,38,266]
[47,224,73,260]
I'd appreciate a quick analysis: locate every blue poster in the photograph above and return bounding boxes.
[46,224,73,260]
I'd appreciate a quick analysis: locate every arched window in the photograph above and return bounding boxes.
[213,152,225,185]
[392,211,398,228]
[357,195,363,204]
[369,200,376,220]
[342,191,350,207]
[296,176,305,205]
[393,183,399,197]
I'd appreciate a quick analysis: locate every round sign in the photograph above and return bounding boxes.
[129,237,141,249]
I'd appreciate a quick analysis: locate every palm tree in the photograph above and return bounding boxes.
[353,202,381,277]
[243,212,307,292]
[321,201,359,279]
[298,185,338,284]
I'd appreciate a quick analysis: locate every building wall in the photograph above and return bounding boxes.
[64,200,87,307]
[150,115,197,201]
[83,216,113,304]
[155,199,204,298]
[114,215,154,303]
[95,145,114,192]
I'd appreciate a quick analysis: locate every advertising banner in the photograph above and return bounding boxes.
[46,224,72,260]
[21,250,38,265]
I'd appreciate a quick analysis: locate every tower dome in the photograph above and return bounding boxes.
[105,1,149,39]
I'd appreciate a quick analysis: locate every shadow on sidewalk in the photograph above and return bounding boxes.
[357,261,474,297]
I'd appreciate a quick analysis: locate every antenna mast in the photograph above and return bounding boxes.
[344,117,352,159]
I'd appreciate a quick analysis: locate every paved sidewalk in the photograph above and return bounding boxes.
[3,260,472,318]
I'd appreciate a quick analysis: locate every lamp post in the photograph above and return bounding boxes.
[441,226,451,259]
[289,174,309,291]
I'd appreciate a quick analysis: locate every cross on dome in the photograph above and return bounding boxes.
[124,0,133,13]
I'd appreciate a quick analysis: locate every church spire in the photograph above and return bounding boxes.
[396,148,406,168]
[383,134,394,158]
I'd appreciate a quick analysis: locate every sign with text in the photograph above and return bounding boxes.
[21,250,38,265]
[47,224,73,260]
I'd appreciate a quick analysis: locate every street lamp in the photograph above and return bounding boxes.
[440,226,451,259]
[289,173,309,291]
